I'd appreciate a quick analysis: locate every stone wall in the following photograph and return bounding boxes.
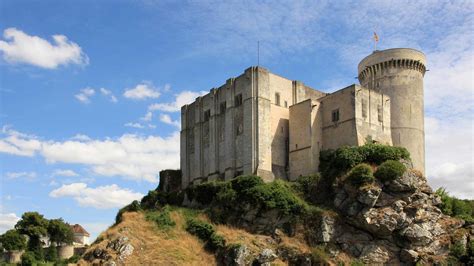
[158,169,182,193]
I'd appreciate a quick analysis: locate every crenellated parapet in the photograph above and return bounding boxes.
[358,58,426,81]
[358,48,427,83]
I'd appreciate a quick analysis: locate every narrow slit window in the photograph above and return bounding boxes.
[204,110,211,122]
[332,109,340,122]
[275,93,280,106]
[220,102,226,114]
[235,94,242,107]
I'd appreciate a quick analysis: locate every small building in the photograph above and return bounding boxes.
[71,224,90,246]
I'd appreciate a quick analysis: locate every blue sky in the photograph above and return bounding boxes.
[1,0,473,239]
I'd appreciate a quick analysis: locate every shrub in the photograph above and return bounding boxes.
[334,146,364,170]
[44,245,58,262]
[311,246,330,264]
[145,205,176,230]
[185,218,226,251]
[347,163,374,186]
[436,188,474,223]
[374,160,406,182]
[115,200,142,224]
[450,242,466,259]
[21,251,37,266]
[186,219,215,240]
[245,180,307,215]
[208,233,226,250]
[187,181,230,205]
[294,174,320,199]
[230,175,264,194]
[360,144,409,164]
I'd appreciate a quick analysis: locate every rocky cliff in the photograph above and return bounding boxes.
[81,145,473,265]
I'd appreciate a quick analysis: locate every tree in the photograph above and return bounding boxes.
[0,229,27,251]
[15,212,49,259]
[47,218,74,246]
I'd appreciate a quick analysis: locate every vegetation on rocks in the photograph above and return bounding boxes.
[374,160,406,182]
[83,143,473,265]
[436,188,474,223]
[347,163,374,186]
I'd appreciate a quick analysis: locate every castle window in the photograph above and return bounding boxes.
[378,104,383,122]
[220,102,226,114]
[362,99,368,118]
[275,93,281,106]
[284,101,288,108]
[332,109,340,122]
[235,94,242,107]
[204,110,211,122]
[236,123,243,135]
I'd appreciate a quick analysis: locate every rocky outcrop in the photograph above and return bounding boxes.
[328,167,470,264]
[83,236,134,265]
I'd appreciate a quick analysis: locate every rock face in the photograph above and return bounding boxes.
[83,236,134,265]
[328,168,470,264]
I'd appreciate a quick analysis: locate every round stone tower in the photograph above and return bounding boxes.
[358,48,427,174]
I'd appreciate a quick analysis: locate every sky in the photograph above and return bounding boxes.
[0,0,473,240]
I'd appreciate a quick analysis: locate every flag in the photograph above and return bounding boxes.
[373,32,379,42]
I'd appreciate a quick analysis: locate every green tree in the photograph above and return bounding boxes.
[47,218,74,246]
[0,229,27,251]
[15,212,49,259]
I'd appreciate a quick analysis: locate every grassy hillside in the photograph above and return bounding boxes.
[80,207,324,265]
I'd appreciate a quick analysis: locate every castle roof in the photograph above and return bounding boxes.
[71,224,90,236]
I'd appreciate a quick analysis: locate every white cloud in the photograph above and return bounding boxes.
[71,134,91,141]
[52,169,79,177]
[425,116,474,199]
[75,88,95,104]
[140,111,153,122]
[80,222,110,242]
[148,90,207,112]
[124,122,144,129]
[123,83,161,100]
[100,88,118,103]
[159,114,180,128]
[50,183,143,209]
[5,171,37,181]
[0,128,180,182]
[0,27,88,69]
[0,213,20,234]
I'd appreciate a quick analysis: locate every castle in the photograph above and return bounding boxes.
[180,48,426,188]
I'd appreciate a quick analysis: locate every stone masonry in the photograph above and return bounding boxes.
[180,48,426,187]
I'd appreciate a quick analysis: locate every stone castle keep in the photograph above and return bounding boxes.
[180,48,426,188]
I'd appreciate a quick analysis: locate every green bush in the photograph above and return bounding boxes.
[21,251,37,266]
[187,181,230,205]
[44,246,58,262]
[208,232,226,250]
[347,163,374,186]
[360,144,410,165]
[145,205,176,230]
[293,174,320,199]
[319,143,411,176]
[115,200,142,224]
[245,180,307,215]
[450,242,467,259]
[185,218,225,251]
[436,188,474,223]
[374,160,406,182]
[186,219,215,240]
[334,146,365,170]
[230,175,264,194]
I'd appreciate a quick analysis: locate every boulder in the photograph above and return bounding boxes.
[400,249,419,264]
[400,224,433,246]
[256,248,277,265]
[357,185,381,207]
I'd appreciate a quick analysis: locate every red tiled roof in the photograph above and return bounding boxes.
[71,224,90,236]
